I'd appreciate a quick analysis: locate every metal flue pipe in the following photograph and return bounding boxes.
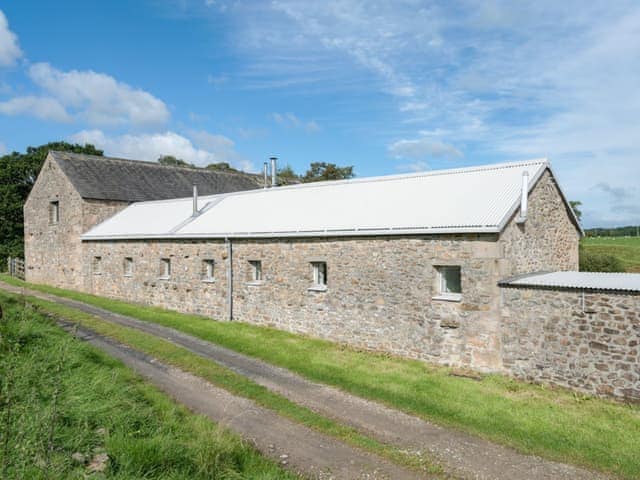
[192,184,198,216]
[517,171,529,223]
[270,156,277,187]
[263,162,269,188]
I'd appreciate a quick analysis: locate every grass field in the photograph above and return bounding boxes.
[581,236,640,272]
[2,275,639,479]
[0,292,296,480]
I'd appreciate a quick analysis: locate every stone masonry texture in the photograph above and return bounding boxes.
[501,286,640,402]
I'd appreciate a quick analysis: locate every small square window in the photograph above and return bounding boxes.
[159,258,171,279]
[249,260,262,282]
[202,259,215,281]
[93,256,102,275]
[436,266,461,296]
[49,201,59,225]
[311,262,327,287]
[123,257,133,276]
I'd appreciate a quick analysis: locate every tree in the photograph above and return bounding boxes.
[0,142,103,267]
[205,162,236,172]
[301,162,354,183]
[158,155,194,168]
[277,165,299,184]
[569,200,583,223]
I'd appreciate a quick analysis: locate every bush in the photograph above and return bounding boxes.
[579,249,625,272]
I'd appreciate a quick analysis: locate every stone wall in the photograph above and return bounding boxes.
[24,156,129,290]
[499,170,580,275]
[24,156,85,289]
[84,234,508,370]
[501,286,640,401]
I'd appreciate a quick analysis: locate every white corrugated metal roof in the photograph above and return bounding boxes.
[82,158,564,240]
[501,271,640,292]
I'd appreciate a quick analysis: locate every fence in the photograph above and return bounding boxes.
[7,257,25,280]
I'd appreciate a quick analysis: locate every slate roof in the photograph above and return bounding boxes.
[50,151,261,202]
[83,158,582,240]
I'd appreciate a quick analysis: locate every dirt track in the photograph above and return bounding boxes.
[0,281,606,480]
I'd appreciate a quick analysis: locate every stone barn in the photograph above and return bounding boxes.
[24,155,640,400]
[78,158,582,370]
[24,151,261,289]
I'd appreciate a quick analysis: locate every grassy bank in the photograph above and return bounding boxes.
[0,288,441,475]
[2,276,640,478]
[581,236,640,272]
[0,292,295,479]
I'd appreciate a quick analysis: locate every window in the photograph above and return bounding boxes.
[159,258,171,279]
[202,259,215,282]
[435,266,461,300]
[249,260,262,282]
[311,262,327,288]
[92,256,102,275]
[123,257,133,276]
[49,201,59,225]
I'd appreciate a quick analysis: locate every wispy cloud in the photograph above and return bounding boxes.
[271,112,320,132]
[214,0,639,226]
[388,135,462,162]
[0,10,22,66]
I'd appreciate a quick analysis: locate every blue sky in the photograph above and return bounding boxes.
[1,1,639,228]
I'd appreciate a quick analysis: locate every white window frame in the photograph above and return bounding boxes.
[433,265,462,302]
[49,201,59,225]
[248,260,262,283]
[159,258,171,279]
[93,256,102,275]
[309,261,327,291]
[123,257,133,277]
[202,259,215,282]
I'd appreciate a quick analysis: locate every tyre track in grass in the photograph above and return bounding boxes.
[0,281,608,480]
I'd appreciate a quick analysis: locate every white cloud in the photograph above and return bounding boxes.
[26,63,170,126]
[0,141,6,155]
[0,10,22,66]
[388,136,462,161]
[0,63,170,126]
[271,112,320,132]
[68,129,254,171]
[0,95,71,122]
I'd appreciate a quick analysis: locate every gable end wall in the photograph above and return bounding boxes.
[499,169,580,276]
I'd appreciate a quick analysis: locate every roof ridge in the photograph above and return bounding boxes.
[49,150,256,176]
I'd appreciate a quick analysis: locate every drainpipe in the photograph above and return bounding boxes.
[225,237,233,321]
[516,171,529,224]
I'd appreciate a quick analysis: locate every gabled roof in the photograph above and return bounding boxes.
[500,271,640,293]
[50,151,261,202]
[83,158,581,240]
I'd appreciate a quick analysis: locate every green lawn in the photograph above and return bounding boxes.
[2,275,640,479]
[0,291,296,480]
[581,236,640,272]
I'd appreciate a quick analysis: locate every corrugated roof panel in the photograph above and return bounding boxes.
[501,271,640,292]
[82,159,550,240]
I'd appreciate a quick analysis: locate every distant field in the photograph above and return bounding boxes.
[581,236,640,272]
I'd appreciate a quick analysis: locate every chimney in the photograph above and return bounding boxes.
[270,156,278,187]
[263,162,269,188]
[192,184,198,216]
[517,171,529,223]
